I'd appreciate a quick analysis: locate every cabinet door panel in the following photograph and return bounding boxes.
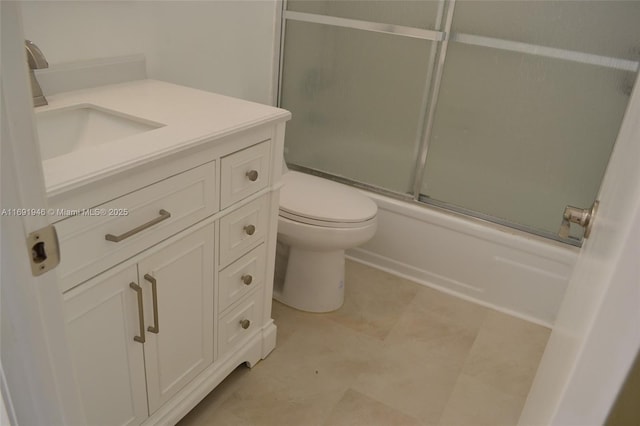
[64,265,148,426]
[139,224,215,414]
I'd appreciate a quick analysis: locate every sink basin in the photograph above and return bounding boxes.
[36,104,165,160]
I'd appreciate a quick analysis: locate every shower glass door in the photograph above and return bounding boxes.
[279,0,640,244]
[280,0,445,193]
[419,1,640,240]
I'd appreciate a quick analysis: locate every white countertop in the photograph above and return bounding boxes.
[39,79,291,196]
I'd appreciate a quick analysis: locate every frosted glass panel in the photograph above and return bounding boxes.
[288,0,441,30]
[281,21,433,193]
[453,0,640,60]
[421,42,633,235]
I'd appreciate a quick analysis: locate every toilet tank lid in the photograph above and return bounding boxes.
[280,171,378,223]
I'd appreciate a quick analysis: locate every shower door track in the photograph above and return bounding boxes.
[288,163,582,247]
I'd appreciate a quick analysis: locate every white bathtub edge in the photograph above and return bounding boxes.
[366,191,579,263]
[349,190,578,326]
[346,250,553,329]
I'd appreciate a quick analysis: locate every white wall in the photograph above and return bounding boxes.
[20,0,279,105]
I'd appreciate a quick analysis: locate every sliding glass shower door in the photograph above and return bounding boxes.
[419,1,639,239]
[279,0,640,244]
[280,1,445,193]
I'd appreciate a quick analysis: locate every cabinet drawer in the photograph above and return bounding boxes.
[220,140,271,209]
[218,287,264,358]
[219,244,266,313]
[218,196,269,268]
[57,162,217,292]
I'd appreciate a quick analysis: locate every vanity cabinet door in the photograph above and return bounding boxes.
[64,265,148,426]
[139,223,215,414]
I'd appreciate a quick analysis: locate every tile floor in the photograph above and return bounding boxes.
[178,260,550,426]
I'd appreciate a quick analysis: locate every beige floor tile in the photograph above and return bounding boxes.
[180,263,549,426]
[325,261,422,340]
[386,286,489,358]
[352,338,465,424]
[217,364,343,426]
[264,309,382,389]
[209,311,383,425]
[177,366,252,425]
[185,407,255,426]
[323,389,424,426]
[460,310,551,398]
[271,299,326,347]
[437,374,525,426]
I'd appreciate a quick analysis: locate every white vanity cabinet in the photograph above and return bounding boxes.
[52,111,287,425]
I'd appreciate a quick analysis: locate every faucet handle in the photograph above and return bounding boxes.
[25,40,48,70]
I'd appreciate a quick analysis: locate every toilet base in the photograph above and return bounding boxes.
[274,246,345,313]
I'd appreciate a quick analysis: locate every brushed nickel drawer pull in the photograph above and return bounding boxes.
[105,209,171,242]
[243,224,256,236]
[241,274,253,285]
[145,274,159,334]
[246,170,259,182]
[129,282,145,344]
[239,319,251,330]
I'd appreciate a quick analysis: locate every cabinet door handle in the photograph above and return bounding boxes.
[239,319,251,330]
[243,224,256,236]
[105,209,171,242]
[145,274,159,334]
[129,282,146,344]
[246,169,259,182]
[241,274,253,285]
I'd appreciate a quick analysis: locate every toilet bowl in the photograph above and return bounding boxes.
[274,171,377,312]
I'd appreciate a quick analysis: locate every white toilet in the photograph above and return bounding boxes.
[273,170,378,312]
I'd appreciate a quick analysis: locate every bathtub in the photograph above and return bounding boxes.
[347,191,578,327]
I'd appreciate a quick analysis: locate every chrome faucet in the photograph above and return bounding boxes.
[25,40,48,107]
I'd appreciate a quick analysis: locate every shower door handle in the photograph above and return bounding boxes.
[558,201,599,239]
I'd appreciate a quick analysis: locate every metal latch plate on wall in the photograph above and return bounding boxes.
[27,224,60,276]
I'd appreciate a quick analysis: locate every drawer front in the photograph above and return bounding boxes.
[219,244,266,313]
[218,196,269,268]
[57,162,217,292]
[218,287,264,358]
[220,140,271,209]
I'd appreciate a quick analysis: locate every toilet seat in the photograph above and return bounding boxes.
[279,171,377,227]
[279,210,376,228]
